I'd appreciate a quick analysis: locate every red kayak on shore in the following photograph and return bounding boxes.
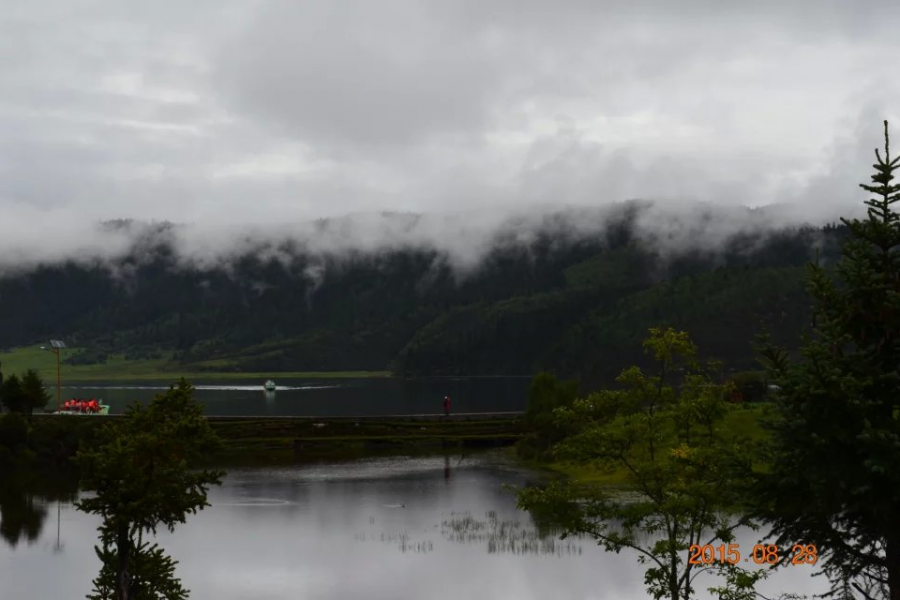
[57,398,110,415]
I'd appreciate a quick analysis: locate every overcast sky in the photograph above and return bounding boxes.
[1,1,899,268]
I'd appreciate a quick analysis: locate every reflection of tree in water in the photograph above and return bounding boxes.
[442,510,583,557]
[0,469,79,548]
[0,490,45,547]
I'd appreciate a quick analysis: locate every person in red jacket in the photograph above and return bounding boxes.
[443,396,451,417]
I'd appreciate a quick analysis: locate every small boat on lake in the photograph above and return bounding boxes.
[58,398,110,415]
[264,380,277,392]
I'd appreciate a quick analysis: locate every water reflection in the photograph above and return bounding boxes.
[0,469,78,549]
[442,510,583,557]
[355,531,435,554]
[0,489,45,548]
[0,454,825,600]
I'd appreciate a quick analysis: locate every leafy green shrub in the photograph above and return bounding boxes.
[517,372,579,460]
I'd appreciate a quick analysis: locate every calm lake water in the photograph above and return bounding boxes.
[0,453,825,600]
[55,377,531,416]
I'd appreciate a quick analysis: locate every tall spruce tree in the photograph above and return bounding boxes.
[0,374,25,414]
[758,121,900,600]
[20,369,50,419]
[76,379,223,600]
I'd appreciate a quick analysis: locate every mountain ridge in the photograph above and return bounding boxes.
[0,205,848,386]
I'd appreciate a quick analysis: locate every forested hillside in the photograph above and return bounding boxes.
[0,208,847,385]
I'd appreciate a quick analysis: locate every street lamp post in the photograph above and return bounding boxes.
[40,340,66,412]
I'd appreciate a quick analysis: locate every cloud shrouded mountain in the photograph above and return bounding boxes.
[0,199,863,277]
[0,202,848,385]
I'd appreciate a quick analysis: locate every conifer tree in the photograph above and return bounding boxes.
[0,374,25,414]
[76,379,223,600]
[758,121,900,600]
[20,369,50,419]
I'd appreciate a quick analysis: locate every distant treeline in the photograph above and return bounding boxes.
[0,206,848,387]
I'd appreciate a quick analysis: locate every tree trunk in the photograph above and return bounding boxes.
[668,528,680,600]
[669,565,680,600]
[116,525,131,600]
[888,535,900,600]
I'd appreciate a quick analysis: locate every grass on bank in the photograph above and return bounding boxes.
[0,345,391,382]
[199,417,524,466]
[537,402,776,486]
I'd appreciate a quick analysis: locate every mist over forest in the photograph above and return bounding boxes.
[0,201,845,386]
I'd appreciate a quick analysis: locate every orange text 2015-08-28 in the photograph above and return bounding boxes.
[687,543,817,565]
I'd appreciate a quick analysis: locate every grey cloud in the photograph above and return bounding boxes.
[214,1,502,148]
[1,0,899,274]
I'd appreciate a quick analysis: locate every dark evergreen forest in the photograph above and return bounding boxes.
[0,206,848,386]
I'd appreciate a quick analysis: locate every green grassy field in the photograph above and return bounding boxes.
[0,345,391,382]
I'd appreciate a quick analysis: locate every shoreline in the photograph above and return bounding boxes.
[206,416,524,465]
[33,370,393,382]
[0,346,395,381]
[1,413,525,470]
